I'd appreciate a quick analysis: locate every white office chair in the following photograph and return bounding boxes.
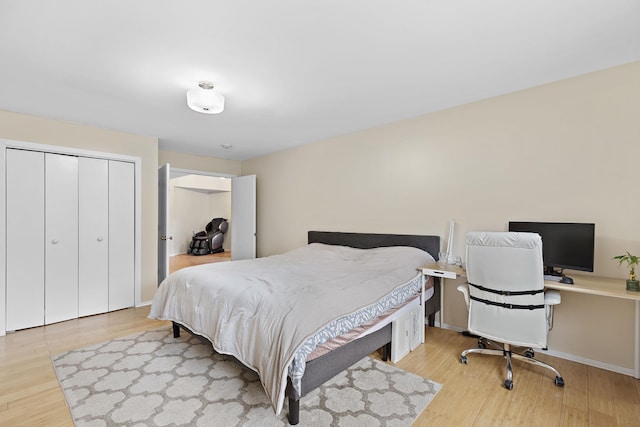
[457,231,564,390]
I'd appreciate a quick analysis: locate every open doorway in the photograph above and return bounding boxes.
[159,165,256,284]
[168,170,232,273]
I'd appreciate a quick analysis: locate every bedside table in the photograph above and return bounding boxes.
[420,262,466,328]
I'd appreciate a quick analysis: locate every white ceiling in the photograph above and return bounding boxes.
[1,1,638,161]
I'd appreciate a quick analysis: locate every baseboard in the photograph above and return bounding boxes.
[540,348,635,377]
[432,321,465,332]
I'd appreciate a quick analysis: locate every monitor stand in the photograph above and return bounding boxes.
[544,267,574,284]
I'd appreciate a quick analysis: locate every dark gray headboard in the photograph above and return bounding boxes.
[308,231,440,261]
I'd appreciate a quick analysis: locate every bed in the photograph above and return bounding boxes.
[149,231,440,425]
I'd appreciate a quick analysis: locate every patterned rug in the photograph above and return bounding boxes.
[52,327,441,426]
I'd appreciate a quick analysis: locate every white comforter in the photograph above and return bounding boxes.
[149,243,430,414]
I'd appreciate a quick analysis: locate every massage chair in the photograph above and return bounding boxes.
[187,217,228,255]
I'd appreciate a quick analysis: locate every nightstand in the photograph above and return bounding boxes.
[420,262,466,328]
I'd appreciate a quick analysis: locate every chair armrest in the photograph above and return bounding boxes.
[544,290,561,331]
[544,290,561,306]
[457,283,470,309]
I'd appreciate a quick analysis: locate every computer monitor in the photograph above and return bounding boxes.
[508,222,595,279]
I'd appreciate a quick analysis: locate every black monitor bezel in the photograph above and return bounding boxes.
[508,221,595,273]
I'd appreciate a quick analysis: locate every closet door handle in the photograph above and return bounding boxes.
[97,237,104,242]
[51,239,59,245]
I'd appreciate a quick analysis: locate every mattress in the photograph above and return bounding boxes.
[305,283,434,361]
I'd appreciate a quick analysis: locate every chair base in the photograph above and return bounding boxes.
[460,339,564,390]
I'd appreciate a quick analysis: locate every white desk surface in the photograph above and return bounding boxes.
[544,274,640,301]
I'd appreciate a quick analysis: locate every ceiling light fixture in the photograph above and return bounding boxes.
[187,81,225,114]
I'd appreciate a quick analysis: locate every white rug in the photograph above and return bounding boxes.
[52,327,441,426]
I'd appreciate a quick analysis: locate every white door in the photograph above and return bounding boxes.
[45,153,79,324]
[6,149,45,330]
[78,157,109,316]
[158,163,170,284]
[231,174,256,260]
[109,160,135,310]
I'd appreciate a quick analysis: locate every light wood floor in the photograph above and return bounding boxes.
[169,251,231,272]
[1,307,638,427]
[390,328,640,426]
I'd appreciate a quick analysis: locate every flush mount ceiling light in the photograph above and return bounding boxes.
[187,81,225,114]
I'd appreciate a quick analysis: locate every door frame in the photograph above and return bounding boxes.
[170,167,236,180]
[158,166,255,281]
[231,174,257,261]
[0,138,142,336]
[158,164,170,286]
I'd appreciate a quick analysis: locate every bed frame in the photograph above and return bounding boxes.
[173,231,440,425]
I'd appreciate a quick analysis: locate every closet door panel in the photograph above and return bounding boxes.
[6,149,45,330]
[79,157,109,316]
[108,160,135,310]
[45,153,79,324]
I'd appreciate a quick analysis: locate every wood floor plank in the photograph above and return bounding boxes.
[588,365,618,421]
[560,407,590,427]
[612,372,640,425]
[500,362,544,426]
[558,354,589,412]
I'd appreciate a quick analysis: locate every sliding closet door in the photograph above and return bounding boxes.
[109,160,135,310]
[45,153,79,324]
[78,157,109,316]
[6,149,45,330]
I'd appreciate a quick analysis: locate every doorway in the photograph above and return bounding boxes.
[158,164,256,285]
[168,172,233,257]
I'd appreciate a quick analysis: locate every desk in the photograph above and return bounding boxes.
[420,266,640,379]
[420,268,640,379]
[545,275,640,379]
[420,263,466,328]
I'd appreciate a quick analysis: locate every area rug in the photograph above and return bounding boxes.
[52,327,441,426]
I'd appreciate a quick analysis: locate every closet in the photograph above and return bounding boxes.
[6,148,135,331]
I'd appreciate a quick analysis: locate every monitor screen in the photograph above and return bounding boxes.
[508,221,595,274]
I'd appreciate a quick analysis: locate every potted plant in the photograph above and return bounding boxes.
[613,251,640,292]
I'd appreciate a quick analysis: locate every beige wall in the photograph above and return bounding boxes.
[0,109,159,303]
[242,62,640,372]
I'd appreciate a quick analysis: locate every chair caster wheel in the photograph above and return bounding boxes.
[524,349,535,358]
[477,339,486,349]
[504,380,513,390]
[460,355,468,364]
[554,376,565,387]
